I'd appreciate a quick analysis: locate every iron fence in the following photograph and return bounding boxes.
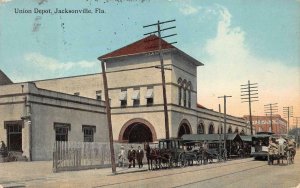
[53,141,145,172]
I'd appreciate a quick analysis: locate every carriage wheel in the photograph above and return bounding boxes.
[179,153,187,167]
[196,155,201,165]
[168,155,173,168]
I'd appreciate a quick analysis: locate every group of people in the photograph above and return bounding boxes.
[118,145,144,168]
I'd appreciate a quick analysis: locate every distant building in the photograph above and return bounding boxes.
[243,115,287,134]
[0,69,13,85]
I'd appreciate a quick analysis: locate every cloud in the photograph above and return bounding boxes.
[179,4,199,15]
[0,0,12,4]
[198,6,300,117]
[24,52,98,71]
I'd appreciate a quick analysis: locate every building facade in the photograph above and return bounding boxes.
[0,82,108,160]
[0,35,250,160]
[244,115,287,134]
[34,35,250,142]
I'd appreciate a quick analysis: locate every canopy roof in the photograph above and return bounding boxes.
[181,133,242,142]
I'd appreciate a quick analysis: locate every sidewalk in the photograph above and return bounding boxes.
[0,157,265,188]
[0,161,148,188]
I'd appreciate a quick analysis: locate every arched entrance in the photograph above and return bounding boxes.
[178,119,192,138]
[119,118,157,143]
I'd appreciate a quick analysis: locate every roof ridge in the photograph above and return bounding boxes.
[98,34,176,60]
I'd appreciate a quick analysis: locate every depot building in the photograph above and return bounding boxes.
[0,35,250,160]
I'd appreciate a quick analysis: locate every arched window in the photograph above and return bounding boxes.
[197,123,205,134]
[177,78,182,105]
[258,126,262,132]
[240,129,245,135]
[218,126,223,134]
[182,80,187,107]
[187,81,192,108]
[208,123,214,134]
[228,126,232,133]
[234,128,239,134]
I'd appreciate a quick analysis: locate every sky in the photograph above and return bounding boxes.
[0,0,299,128]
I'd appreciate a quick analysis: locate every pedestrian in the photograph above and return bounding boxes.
[0,141,8,158]
[202,141,208,164]
[127,145,136,168]
[118,145,125,168]
[136,146,144,168]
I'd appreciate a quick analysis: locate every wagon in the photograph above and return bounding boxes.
[158,138,185,167]
[178,141,203,166]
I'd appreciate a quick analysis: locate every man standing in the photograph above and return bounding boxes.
[127,145,136,168]
[136,146,144,168]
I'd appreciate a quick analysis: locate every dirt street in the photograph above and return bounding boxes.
[1,151,299,188]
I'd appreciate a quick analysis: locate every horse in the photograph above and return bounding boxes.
[268,143,289,165]
[289,147,296,164]
[144,143,160,170]
[198,147,213,165]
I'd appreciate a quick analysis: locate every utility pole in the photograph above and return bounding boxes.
[218,95,232,160]
[218,104,222,162]
[264,103,278,133]
[294,117,300,147]
[100,61,116,174]
[143,20,177,139]
[240,80,258,135]
[294,117,300,129]
[283,106,293,134]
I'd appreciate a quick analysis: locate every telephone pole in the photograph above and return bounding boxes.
[100,60,116,174]
[294,117,300,146]
[143,19,177,139]
[264,103,278,133]
[294,117,300,129]
[218,95,232,160]
[241,80,258,135]
[283,106,293,134]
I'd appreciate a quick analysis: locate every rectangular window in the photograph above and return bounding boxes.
[147,98,153,106]
[4,121,23,151]
[82,125,96,142]
[121,100,127,108]
[96,90,102,100]
[133,99,140,107]
[54,123,71,142]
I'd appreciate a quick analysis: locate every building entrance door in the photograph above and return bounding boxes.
[6,121,22,151]
[122,122,153,143]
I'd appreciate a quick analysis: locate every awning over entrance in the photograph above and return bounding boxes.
[182,133,242,142]
[240,135,252,142]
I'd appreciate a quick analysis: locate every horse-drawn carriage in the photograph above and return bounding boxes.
[144,138,184,169]
[144,137,228,170]
[144,138,209,169]
[268,135,297,165]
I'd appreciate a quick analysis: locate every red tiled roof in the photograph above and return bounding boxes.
[99,35,176,60]
[197,103,207,109]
